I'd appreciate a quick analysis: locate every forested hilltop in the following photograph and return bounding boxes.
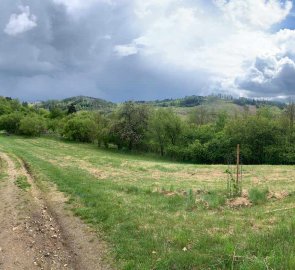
[0,95,294,165]
[34,96,115,112]
[34,94,285,111]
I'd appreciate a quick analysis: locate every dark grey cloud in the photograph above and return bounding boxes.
[0,0,215,101]
[236,55,295,98]
[0,0,294,101]
[0,1,129,100]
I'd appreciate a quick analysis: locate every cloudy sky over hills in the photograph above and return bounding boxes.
[0,0,295,101]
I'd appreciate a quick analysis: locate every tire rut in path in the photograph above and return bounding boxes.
[0,152,113,270]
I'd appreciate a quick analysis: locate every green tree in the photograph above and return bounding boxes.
[62,113,98,142]
[225,116,284,164]
[67,103,77,114]
[0,112,23,134]
[112,102,150,150]
[49,107,65,119]
[19,115,47,136]
[0,97,14,115]
[286,102,295,143]
[215,111,228,131]
[148,109,170,156]
[163,109,183,146]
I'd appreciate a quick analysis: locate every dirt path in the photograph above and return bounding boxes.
[0,152,113,270]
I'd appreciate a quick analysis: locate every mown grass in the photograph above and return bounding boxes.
[0,135,295,269]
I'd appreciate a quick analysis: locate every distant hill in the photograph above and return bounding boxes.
[34,94,287,116]
[136,95,206,107]
[136,94,286,109]
[35,96,116,112]
[136,95,286,119]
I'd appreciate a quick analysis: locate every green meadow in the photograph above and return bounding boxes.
[1,135,295,270]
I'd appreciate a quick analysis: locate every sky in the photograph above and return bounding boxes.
[0,0,295,102]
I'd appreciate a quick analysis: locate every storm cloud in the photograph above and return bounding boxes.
[0,0,294,101]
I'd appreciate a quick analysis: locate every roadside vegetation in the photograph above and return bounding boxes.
[14,175,31,190]
[0,136,294,269]
[0,155,7,181]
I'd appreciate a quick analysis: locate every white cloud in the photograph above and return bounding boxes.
[52,0,114,14]
[275,29,295,56]
[237,55,295,97]
[215,0,292,30]
[4,5,37,36]
[114,0,294,97]
[1,0,294,100]
[114,44,139,57]
[237,30,295,97]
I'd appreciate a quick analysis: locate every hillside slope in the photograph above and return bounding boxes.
[36,96,116,112]
[34,95,286,116]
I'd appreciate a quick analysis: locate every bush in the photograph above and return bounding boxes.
[0,112,23,134]
[249,188,268,205]
[19,115,47,136]
[63,114,98,142]
[187,140,206,163]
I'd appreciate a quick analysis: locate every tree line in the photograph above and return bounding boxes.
[0,96,294,164]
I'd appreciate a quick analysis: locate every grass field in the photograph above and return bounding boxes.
[0,135,295,269]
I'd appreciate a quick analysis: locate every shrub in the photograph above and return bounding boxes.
[0,112,23,134]
[63,114,98,142]
[19,115,47,136]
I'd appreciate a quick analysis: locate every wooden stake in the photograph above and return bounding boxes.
[236,144,240,185]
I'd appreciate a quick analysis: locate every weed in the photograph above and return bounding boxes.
[0,158,7,181]
[185,189,195,210]
[202,191,226,209]
[124,185,139,194]
[169,185,175,192]
[249,188,268,205]
[15,175,31,190]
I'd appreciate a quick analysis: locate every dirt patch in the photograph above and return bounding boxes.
[227,189,290,208]
[0,152,114,270]
[228,197,252,207]
[267,191,289,200]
